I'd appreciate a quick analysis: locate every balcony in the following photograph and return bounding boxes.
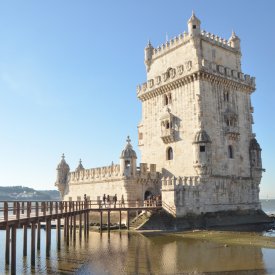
[161,128,175,144]
[224,126,240,140]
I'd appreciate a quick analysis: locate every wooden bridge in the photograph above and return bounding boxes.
[0,200,162,274]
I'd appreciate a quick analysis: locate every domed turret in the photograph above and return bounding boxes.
[144,40,154,72]
[121,136,137,159]
[75,159,85,172]
[229,30,241,51]
[188,11,201,36]
[120,136,137,177]
[193,130,212,176]
[249,137,262,169]
[193,130,211,144]
[55,154,70,198]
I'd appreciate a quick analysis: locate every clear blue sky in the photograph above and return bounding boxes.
[0,1,274,198]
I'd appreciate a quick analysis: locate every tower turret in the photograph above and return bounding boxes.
[55,154,70,198]
[120,136,137,177]
[249,136,263,177]
[75,159,85,172]
[144,40,154,72]
[192,129,212,176]
[228,30,241,51]
[188,11,201,36]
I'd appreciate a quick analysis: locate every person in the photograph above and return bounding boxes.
[107,195,110,207]
[113,194,117,208]
[121,195,125,207]
[103,194,106,207]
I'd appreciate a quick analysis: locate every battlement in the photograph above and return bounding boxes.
[69,162,159,184]
[200,30,235,51]
[147,28,238,64]
[70,164,121,183]
[151,32,190,59]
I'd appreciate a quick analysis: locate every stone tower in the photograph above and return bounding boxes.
[55,154,70,198]
[137,12,263,215]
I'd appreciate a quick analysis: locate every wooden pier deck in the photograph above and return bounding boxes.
[0,200,162,274]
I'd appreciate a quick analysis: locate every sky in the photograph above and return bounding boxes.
[0,1,274,198]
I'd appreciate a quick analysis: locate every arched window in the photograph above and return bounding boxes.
[167,147,173,160]
[228,145,234,159]
[165,121,170,129]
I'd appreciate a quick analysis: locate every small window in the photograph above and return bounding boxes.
[169,93,172,104]
[139,132,143,140]
[193,25,196,29]
[164,94,169,105]
[228,145,234,159]
[200,146,205,152]
[167,147,173,160]
[165,121,170,129]
[125,160,131,168]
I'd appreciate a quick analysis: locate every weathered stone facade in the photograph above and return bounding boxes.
[55,13,264,217]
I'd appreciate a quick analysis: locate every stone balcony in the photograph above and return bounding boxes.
[224,126,240,140]
[161,128,175,144]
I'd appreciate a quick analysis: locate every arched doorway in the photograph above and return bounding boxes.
[144,190,153,200]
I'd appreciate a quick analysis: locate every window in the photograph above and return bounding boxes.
[125,160,131,168]
[164,94,169,105]
[193,25,196,29]
[165,121,170,129]
[200,146,205,152]
[228,145,234,159]
[164,93,172,105]
[167,147,173,160]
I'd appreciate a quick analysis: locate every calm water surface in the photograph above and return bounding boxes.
[0,200,274,274]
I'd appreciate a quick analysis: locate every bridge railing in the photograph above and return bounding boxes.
[0,199,162,223]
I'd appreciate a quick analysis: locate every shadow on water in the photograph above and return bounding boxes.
[0,229,275,274]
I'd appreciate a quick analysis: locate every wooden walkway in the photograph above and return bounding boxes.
[0,200,161,274]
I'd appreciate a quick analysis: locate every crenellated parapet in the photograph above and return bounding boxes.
[70,164,121,184]
[200,30,236,51]
[151,32,190,60]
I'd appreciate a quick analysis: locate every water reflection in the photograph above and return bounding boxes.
[0,229,275,274]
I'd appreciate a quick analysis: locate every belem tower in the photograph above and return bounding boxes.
[55,12,264,217]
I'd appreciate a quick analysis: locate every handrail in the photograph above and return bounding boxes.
[161,201,176,217]
[0,200,163,224]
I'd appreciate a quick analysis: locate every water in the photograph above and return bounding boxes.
[0,200,274,274]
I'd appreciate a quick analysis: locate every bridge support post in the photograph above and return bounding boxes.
[31,222,36,266]
[63,217,67,239]
[86,211,90,239]
[79,213,82,240]
[46,219,51,257]
[23,224,28,256]
[127,210,130,230]
[66,216,69,245]
[73,214,76,242]
[107,210,110,232]
[70,215,73,237]
[100,211,103,232]
[37,221,41,250]
[11,225,17,275]
[57,217,61,250]
[119,211,122,230]
[84,212,87,239]
[5,225,10,265]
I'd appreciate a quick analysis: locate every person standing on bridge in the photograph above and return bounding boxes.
[113,194,117,208]
[121,195,125,208]
[107,195,110,208]
[103,194,106,207]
